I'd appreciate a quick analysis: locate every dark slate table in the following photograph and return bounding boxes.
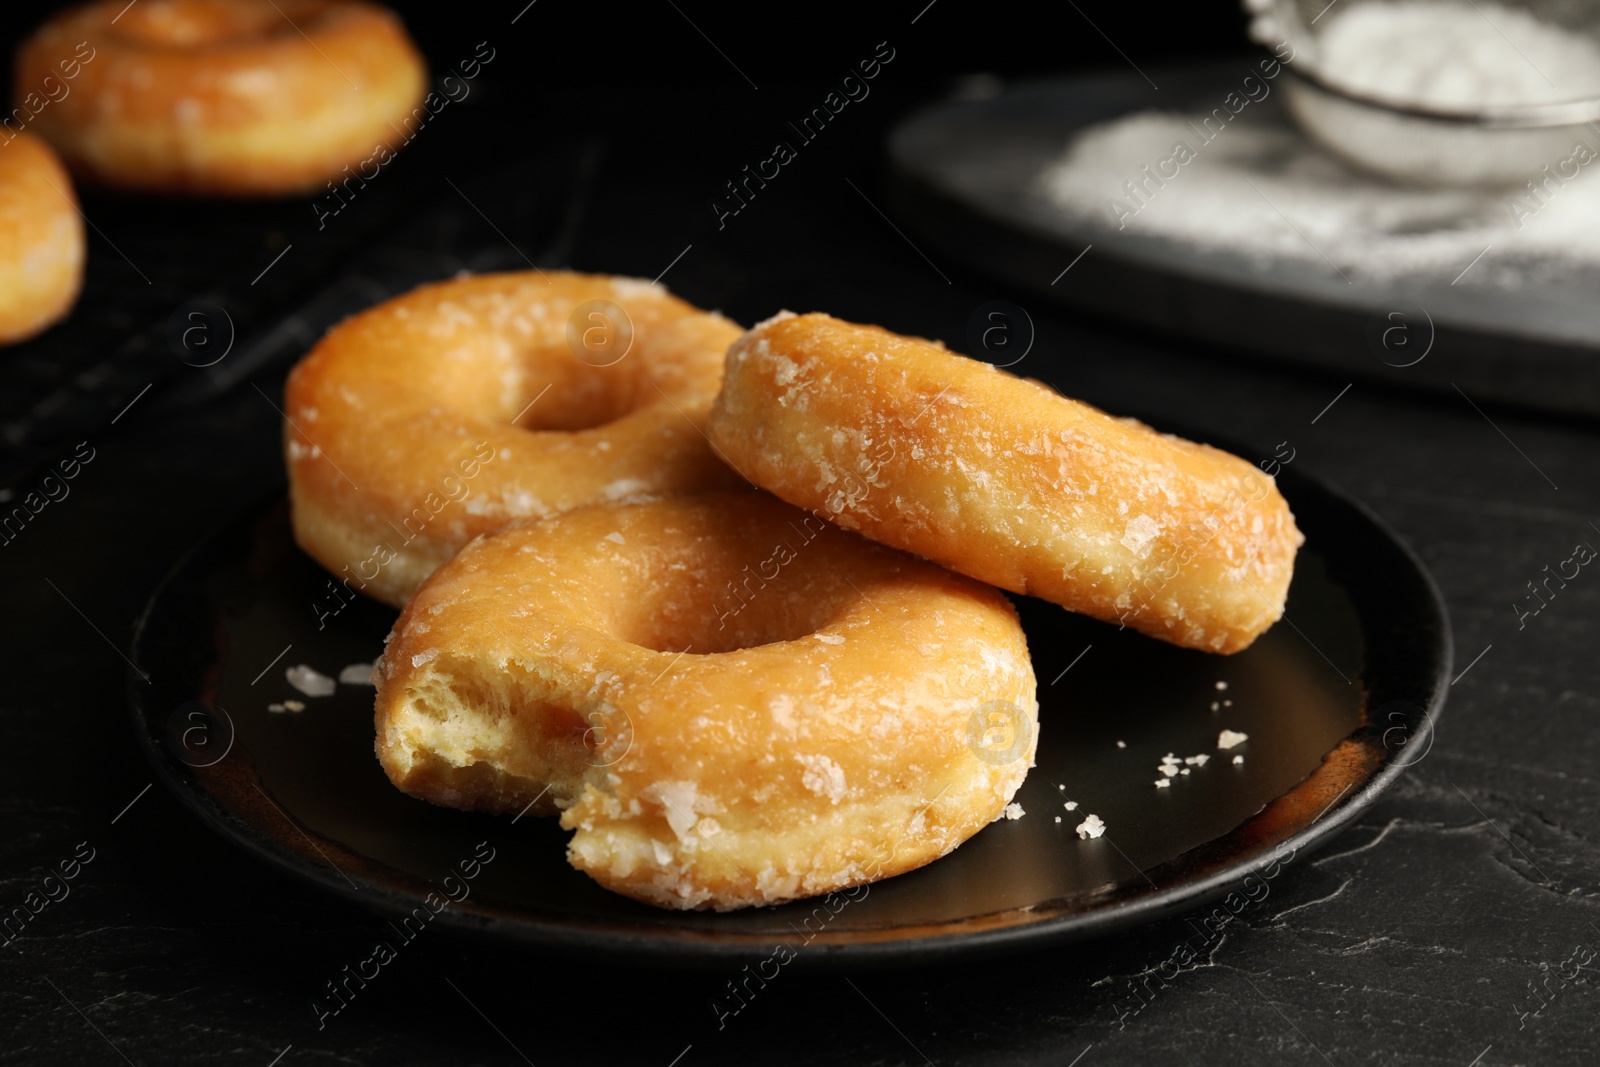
[2,7,1597,1064]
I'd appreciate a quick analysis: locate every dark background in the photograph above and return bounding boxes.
[2,2,1597,1065]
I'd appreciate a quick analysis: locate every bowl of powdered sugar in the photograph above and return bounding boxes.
[1247,0,1600,185]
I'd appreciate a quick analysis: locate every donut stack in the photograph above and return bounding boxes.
[282,270,1302,911]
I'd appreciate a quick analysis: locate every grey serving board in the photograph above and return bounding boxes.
[888,62,1600,419]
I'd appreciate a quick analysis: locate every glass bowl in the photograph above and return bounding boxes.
[1248,0,1600,186]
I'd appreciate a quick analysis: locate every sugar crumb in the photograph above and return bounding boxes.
[338,662,375,685]
[286,664,336,697]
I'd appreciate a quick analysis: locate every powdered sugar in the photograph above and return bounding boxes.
[338,662,375,685]
[1035,108,1600,283]
[1219,729,1250,749]
[285,664,336,696]
[1312,2,1600,110]
[797,754,848,804]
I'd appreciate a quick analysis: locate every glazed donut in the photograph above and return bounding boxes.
[285,271,744,609]
[0,133,84,345]
[708,312,1303,654]
[15,0,426,195]
[373,492,1039,911]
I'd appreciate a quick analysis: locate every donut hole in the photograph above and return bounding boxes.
[609,519,862,655]
[512,370,642,433]
[621,593,845,655]
[110,0,318,47]
[505,308,699,432]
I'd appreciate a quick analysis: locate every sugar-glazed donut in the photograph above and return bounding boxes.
[372,492,1039,911]
[0,133,83,345]
[708,312,1303,654]
[285,271,744,609]
[15,0,427,195]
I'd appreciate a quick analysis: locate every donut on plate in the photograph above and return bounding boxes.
[708,312,1303,654]
[285,271,744,608]
[0,132,83,345]
[15,0,427,196]
[373,492,1039,911]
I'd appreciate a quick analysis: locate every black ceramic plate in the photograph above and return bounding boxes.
[129,464,1448,968]
[887,63,1600,419]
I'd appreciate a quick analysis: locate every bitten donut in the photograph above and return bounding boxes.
[373,492,1039,911]
[0,133,83,345]
[15,0,426,195]
[286,271,744,609]
[709,312,1303,654]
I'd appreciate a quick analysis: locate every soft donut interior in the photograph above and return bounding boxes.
[381,659,593,815]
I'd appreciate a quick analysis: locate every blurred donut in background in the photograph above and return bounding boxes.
[0,132,83,345]
[14,0,427,196]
